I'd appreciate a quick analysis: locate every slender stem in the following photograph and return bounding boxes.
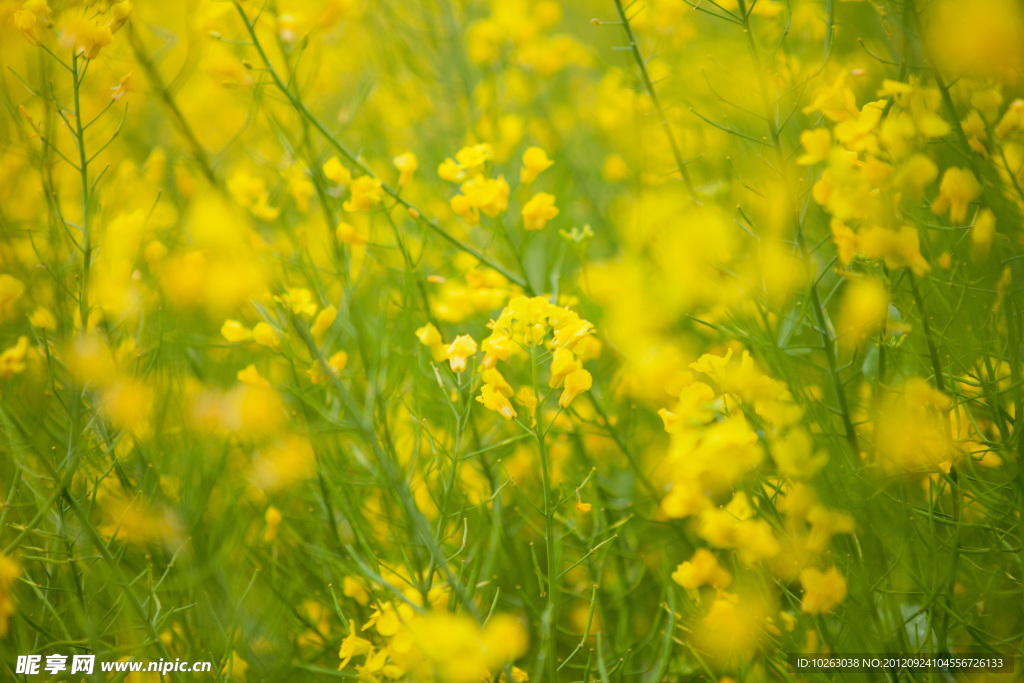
[736,0,860,457]
[532,343,558,683]
[611,0,700,203]
[126,24,220,187]
[71,53,91,329]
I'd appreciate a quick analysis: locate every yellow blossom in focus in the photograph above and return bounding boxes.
[338,630,373,668]
[446,334,478,372]
[477,383,517,420]
[558,368,591,408]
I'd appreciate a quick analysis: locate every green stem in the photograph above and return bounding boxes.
[611,0,700,203]
[532,343,559,683]
[735,0,860,457]
[71,53,91,330]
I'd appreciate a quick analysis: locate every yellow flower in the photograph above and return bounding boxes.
[477,383,517,420]
[235,365,269,389]
[263,506,282,542]
[0,337,30,379]
[252,322,282,350]
[873,379,956,472]
[796,128,831,165]
[336,221,367,246]
[60,15,113,60]
[481,332,513,367]
[558,368,591,408]
[931,167,982,224]
[275,288,318,317]
[799,566,847,615]
[857,225,931,276]
[309,351,348,385]
[694,592,770,666]
[98,377,154,437]
[108,0,130,27]
[446,334,478,372]
[521,192,559,231]
[771,428,828,479]
[311,305,337,338]
[971,208,996,263]
[14,1,49,46]
[393,152,417,186]
[323,156,353,185]
[455,143,493,174]
[672,548,732,590]
[221,320,253,343]
[515,386,538,414]
[927,0,1024,84]
[520,146,554,183]
[548,347,580,388]
[893,154,938,199]
[250,435,316,491]
[338,630,373,668]
[438,158,462,182]
[344,176,384,212]
[343,576,370,605]
[110,71,134,101]
[480,367,513,397]
[29,306,57,331]
[228,171,280,221]
[415,323,447,362]
[802,72,858,122]
[0,275,25,323]
[452,175,510,225]
[575,500,592,513]
[836,278,889,351]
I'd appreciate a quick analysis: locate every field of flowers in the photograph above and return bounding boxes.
[1,0,1024,681]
